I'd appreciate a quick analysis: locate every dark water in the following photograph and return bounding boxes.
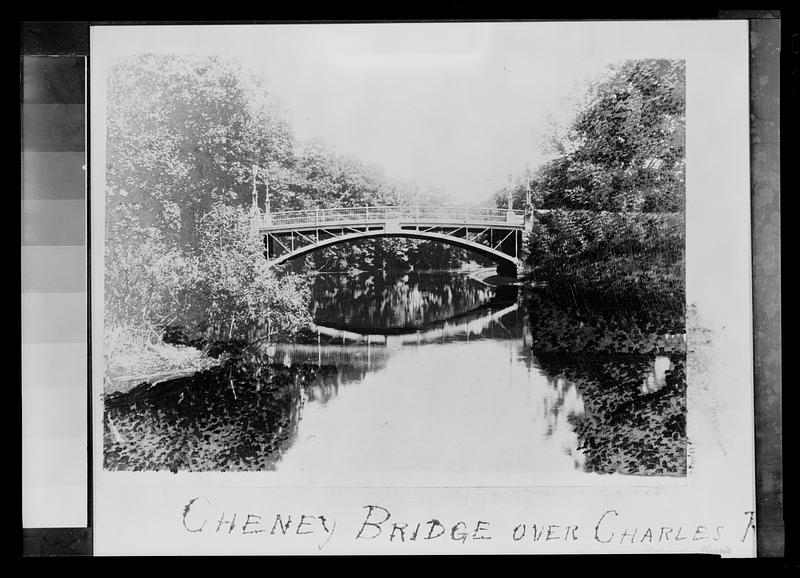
[104,270,686,481]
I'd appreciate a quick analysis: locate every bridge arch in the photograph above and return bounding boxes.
[265,229,521,269]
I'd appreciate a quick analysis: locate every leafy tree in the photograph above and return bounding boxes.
[534,59,685,213]
[515,59,686,290]
[106,54,295,249]
[105,55,311,343]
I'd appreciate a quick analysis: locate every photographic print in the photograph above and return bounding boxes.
[91,21,756,556]
[100,29,686,479]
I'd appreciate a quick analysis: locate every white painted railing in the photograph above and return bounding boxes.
[261,205,526,229]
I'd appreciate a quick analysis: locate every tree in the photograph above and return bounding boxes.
[105,55,310,342]
[106,54,295,250]
[534,59,685,213]
[520,60,686,289]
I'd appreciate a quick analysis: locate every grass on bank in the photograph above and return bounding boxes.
[104,324,221,396]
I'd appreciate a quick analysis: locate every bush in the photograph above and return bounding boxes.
[105,201,312,345]
[527,209,684,290]
[104,202,200,333]
[187,203,311,341]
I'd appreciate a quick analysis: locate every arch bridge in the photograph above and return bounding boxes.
[256,205,532,275]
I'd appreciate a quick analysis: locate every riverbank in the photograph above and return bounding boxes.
[104,355,336,472]
[104,326,221,395]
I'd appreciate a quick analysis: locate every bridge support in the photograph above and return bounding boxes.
[497,230,520,277]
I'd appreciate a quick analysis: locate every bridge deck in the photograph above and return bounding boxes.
[258,205,526,232]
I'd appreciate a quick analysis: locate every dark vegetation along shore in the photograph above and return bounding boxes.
[104,345,341,472]
[510,59,688,475]
[525,286,686,476]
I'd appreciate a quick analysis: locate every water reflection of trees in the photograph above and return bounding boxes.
[311,272,495,330]
[539,374,587,470]
[524,288,687,476]
[103,351,341,472]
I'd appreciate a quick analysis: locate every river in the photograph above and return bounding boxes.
[104,269,687,481]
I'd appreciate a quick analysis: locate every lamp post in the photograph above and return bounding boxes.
[263,167,271,217]
[251,163,259,213]
[523,164,534,236]
[506,173,514,221]
[250,163,268,232]
[525,163,532,211]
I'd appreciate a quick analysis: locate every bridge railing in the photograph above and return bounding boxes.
[262,205,525,229]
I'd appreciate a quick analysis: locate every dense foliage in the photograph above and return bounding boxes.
[190,204,310,340]
[528,209,684,291]
[107,55,294,248]
[536,59,685,213]
[509,59,686,289]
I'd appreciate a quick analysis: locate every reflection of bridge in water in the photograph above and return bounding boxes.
[312,301,523,347]
[274,300,529,378]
